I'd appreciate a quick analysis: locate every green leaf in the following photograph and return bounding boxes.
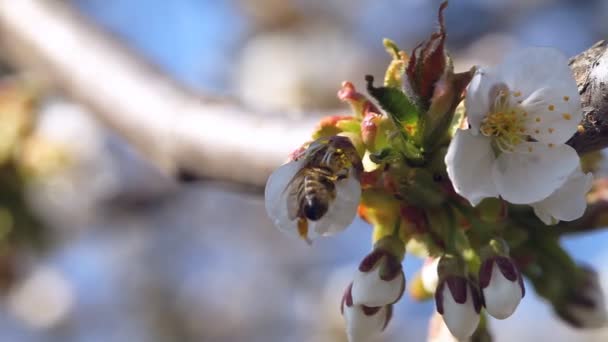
[369,147,399,164]
[365,75,419,139]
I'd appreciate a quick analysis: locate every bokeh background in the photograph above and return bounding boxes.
[1,0,608,341]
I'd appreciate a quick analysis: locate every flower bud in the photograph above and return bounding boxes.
[427,311,458,342]
[351,245,405,307]
[435,275,482,340]
[341,283,393,342]
[556,267,608,329]
[479,256,525,319]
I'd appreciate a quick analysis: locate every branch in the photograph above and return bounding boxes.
[0,0,605,189]
[567,40,608,153]
[0,0,321,188]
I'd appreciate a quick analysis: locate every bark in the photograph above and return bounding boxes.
[567,40,608,153]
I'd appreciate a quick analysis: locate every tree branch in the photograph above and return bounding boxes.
[0,0,321,188]
[567,40,608,153]
[0,0,605,189]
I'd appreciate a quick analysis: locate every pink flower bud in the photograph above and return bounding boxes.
[351,249,405,306]
[479,256,525,319]
[435,275,482,340]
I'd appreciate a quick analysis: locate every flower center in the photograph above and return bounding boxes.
[479,87,528,152]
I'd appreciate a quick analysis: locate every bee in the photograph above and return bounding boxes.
[284,136,362,241]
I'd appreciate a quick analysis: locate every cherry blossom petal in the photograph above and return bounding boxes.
[264,159,305,237]
[445,129,498,206]
[438,281,480,340]
[309,168,361,237]
[531,169,592,224]
[343,305,391,342]
[521,86,581,145]
[492,142,579,204]
[496,47,576,100]
[482,260,523,319]
[465,68,499,133]
[352,269,405,307]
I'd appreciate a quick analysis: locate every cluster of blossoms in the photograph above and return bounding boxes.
[265,2,607,341]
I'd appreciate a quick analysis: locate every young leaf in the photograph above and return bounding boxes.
[365,75,419,139]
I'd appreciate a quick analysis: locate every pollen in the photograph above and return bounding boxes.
[480,106,527,152]
[297,218,310,243]
[535,117,541,122]
[548,105,555,111]
[548,143,555,148]
[534,129,540,134]
[563,96,569,102]
[548,128,555,133]
[563,113,572,120]
[577,125,585,133]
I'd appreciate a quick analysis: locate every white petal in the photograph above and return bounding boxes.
[309,168,361,237]
[352,267,405,307]
[264,160,304,237]
[492,143,579,204]
[421,258,440,294]
[496,47,576,101]
[531,169,592,224]
[343,305,388,342]
[521,86,581,145]
[465,68,499,133]
[441,285,480,340]
[533,206,558,226]
[483,263,523,319]
[445,129,498,206]
[428,312,459,342]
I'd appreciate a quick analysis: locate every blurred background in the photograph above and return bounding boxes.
[0,0,608,341]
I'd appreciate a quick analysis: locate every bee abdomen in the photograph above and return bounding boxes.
[301,175,335,221]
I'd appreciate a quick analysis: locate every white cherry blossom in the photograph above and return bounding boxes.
[351,249,405,306]
[532,168,593,225]
[446,47,588,222]
[435,276,482,340]
[341,283,393,342]
[479,256,525,319]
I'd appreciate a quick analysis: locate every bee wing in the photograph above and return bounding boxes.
[283,169,306,220]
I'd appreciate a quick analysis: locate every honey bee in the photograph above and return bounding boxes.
[284,136,362,240]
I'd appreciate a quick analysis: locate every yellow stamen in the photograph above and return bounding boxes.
[563,113,572,120]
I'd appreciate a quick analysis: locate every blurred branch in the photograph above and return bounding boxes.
[0,0,321,188]
[0,1,605,190]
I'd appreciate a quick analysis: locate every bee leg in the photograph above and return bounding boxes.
[297,218,312,245]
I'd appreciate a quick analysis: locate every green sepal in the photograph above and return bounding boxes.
[369,147,400,165]
[396,168,446,207]
[365,75,420,141]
